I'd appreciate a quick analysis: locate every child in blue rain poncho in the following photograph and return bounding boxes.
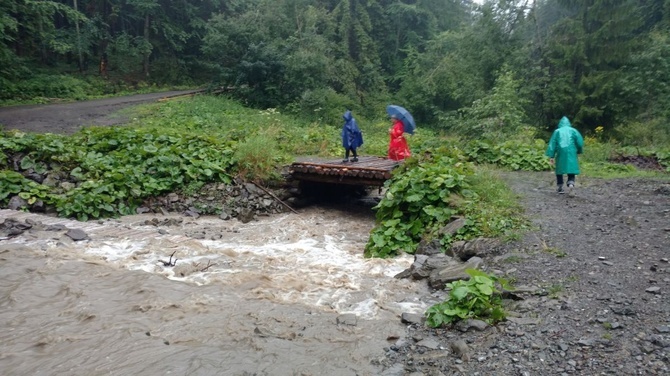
[341,110,363,163]
[545,116,584,194]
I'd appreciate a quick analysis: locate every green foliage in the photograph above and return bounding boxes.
[463,139,551,171]
[451,69,531,140]
[581,137,670,177]
[364,147,528,258]
[0,0,669,155]
[289,88,356,124]
[425,269,512,327]
[0,170,53,206]
[233,128,288,182]
[0,71,188,106]
[0,74,91,101]
[0,126,234,220]
[107,33,151,75]
[365,149,471,258]
[132,96,345,158]
[614,120,670,148]
[457,166,529,241]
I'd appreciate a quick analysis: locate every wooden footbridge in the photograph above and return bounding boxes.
[289,156,402,186]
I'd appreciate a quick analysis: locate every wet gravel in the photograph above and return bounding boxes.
[380,172,670,376]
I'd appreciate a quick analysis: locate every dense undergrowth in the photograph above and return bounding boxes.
[363,148,534,258]
[1,128,234,220]
[0,71,194,106]
[1,95,669,252]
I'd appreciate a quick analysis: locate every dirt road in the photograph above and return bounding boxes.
[0,90,198,134]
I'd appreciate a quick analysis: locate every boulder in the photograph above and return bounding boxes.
[415,239,443,256]
[395,253,460,280]
[429,256,484,289]
[451,237,502,261]
[237,208,255,223]
[8,196,28,210]
[438,217,466,237]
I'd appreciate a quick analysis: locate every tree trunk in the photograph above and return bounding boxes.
[38,19,48,63]
[143,14,150,77]
[73,0,84,72]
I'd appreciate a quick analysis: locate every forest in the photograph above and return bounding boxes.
[2,0,669,143]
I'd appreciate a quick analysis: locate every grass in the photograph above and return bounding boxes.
[539,239,567,258]
[500,255,523,264]
[581,162,669,180]
[547,284,564,298]
[462,165,531,239]
[0,69,198,107]
[580,137,670,179]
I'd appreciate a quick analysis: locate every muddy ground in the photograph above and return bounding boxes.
[1,96,669,375]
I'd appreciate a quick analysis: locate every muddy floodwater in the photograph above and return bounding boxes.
[0,206,430,375]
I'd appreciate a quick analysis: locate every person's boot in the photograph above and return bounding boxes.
[342,158,349,163]
[557,185,565,194]
[351,156,359,162]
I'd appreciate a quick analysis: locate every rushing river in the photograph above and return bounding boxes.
[0,206,430,375]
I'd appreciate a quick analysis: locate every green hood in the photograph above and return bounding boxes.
[557,116,571,128]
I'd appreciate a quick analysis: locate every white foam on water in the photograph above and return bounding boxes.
[84,240,148,261]
[98,235,418,318]
[3,210,428,319]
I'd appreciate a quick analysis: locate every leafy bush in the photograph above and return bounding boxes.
[463,139,551,171]
[449,69,531,140]
[365,150,472,258]
[658,150,670,170]
[0,170,53,206]
[614,119,670,147]
[364,148,528,258]
[1,127,235,220]
[425,269,513,327]
[4,74,92,101]
[291,87,356,124]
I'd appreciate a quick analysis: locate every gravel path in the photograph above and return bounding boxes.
[381,172,670,376]
[0,90,197,134]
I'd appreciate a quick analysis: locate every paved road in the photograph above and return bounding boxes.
[0,90,198,134]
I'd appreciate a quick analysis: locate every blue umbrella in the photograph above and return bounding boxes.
[386,105,416,135]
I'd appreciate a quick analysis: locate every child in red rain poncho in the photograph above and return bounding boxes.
[388,115,411,161]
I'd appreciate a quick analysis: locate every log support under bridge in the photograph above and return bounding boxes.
[288,156,401,187]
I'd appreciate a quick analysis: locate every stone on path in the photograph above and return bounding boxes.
[65,228,89,241]
[401,312,424,325]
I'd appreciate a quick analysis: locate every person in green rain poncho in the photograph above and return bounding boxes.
[545,116,584,194]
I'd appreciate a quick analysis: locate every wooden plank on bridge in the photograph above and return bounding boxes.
[289,156,401,186]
